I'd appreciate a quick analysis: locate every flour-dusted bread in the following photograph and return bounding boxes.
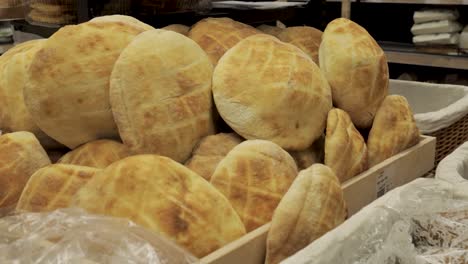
[368,95,420,167]
[0,132,51,208]
[16,164,100,212]
[163,24,190,36]
[90,15,155,31]
[185,133,243,181]
[73,155,246,257]
[319,18,389,128]
[257,24,284,37]
[211,140,298,231]
[265,164,347,264]
[110,30,214,162]
[289,136,325,170]
[0,39,61,148]
[24,20,146,149]
[325,108,368,183]
[278,26,323,63]
[188,17,260,65]
[213,34,332,150]
[58,140,131,168]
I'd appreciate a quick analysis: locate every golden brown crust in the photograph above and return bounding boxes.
[185,133,243,180]
[257,24,284,38]
[265,164,347,264]
[0,132,51,208]
[188,17,260,65]
[325,108,368,183]
[319,18,389,128]
[210,140,298,232]
[163,24,190,36]
[213,34,332,150]
[24,21,146,149]
[278,26,323,63]
[72,155,246,257]
[288,135,325,170]
[90,15,155,31]
[110,30,215,162]
[57,139,131,168]
[16,164,100,212]
[367,95,420,167]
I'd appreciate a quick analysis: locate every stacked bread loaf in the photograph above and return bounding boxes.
[27,0,77,26]
[0,15,420,261]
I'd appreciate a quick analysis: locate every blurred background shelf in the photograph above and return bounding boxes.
[327,0,468,4]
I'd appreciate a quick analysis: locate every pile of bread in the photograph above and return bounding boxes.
[27,0,77,25]
[0,14,420,263]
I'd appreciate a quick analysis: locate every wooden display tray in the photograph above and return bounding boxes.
[200,135,436,264]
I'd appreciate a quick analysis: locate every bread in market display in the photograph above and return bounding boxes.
[319,18,389,128]
[185,133,243,181]
[16,164,100,212]
[28,9,76,25]
[367,95,420,167]
[265,164,347,264]
[257,24,284,37]
[72,154,246,257]
[325,108,368,183]
[210,140,298,232]
[90,15,155,31]
[163,24,190,36]
[188,17,260,65]
[0,39,61,149]
[0,132,51,209]
[24,20,147,149]
[213,34,332,150]
[110,29,215,162]
[278,26,323,63]
[57,139,131,168]
[288,135,325,170]
[29,2,74,15]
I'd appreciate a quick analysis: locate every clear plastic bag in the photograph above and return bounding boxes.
[0,208,198,264]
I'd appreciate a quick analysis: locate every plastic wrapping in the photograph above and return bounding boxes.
[0,208,198,264]
[283,178,468,264]
[436,141,468,199]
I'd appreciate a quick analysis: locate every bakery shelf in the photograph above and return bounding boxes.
[326,0,468,4]
[381,42,468,70]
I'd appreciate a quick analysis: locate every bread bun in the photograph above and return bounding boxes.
[319,18,389,128]
[278,26,323,63]
[163,24,190,36]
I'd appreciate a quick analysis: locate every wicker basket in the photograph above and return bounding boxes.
[390,79,468,176]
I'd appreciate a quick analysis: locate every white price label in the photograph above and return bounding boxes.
[376,171,393,198]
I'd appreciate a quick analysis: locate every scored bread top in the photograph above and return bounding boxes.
[110,29,215,162]
[58,139,131,168]
[24,20,147,149]
[319,18,389,128]
[16,164,100,212]
[213,34,332,150]
[278,26,323,63]
[72,154,246,258]
[188,17,260,65]
[210,140,298,232]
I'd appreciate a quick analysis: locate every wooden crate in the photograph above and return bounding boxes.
[200,135,436,264]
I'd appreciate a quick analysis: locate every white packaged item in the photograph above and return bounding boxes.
[436,142,468,199]
[283,178,468,264]
[411,20,462,36]
[413,32,460,45]
[460,25,468,50]
[414,9,459,24]
[0,208,198,264]
[389,80,468,134]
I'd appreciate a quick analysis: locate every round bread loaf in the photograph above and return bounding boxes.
[211,140,298,232]
[24,21,146,149]
[90,15,154,31]
[72,154,246,257]
[58,139,131,168]
[163,24,190,36]
[188,17,260,65]
[16,164,100,212]
[110,30,215,162]
[213,34,332,150]
[278,26,323,63]
[0,39,60,148]
[257,24,284,37]
[319,18,389,128]
[185,133,243,181]
[0,132,51,209]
